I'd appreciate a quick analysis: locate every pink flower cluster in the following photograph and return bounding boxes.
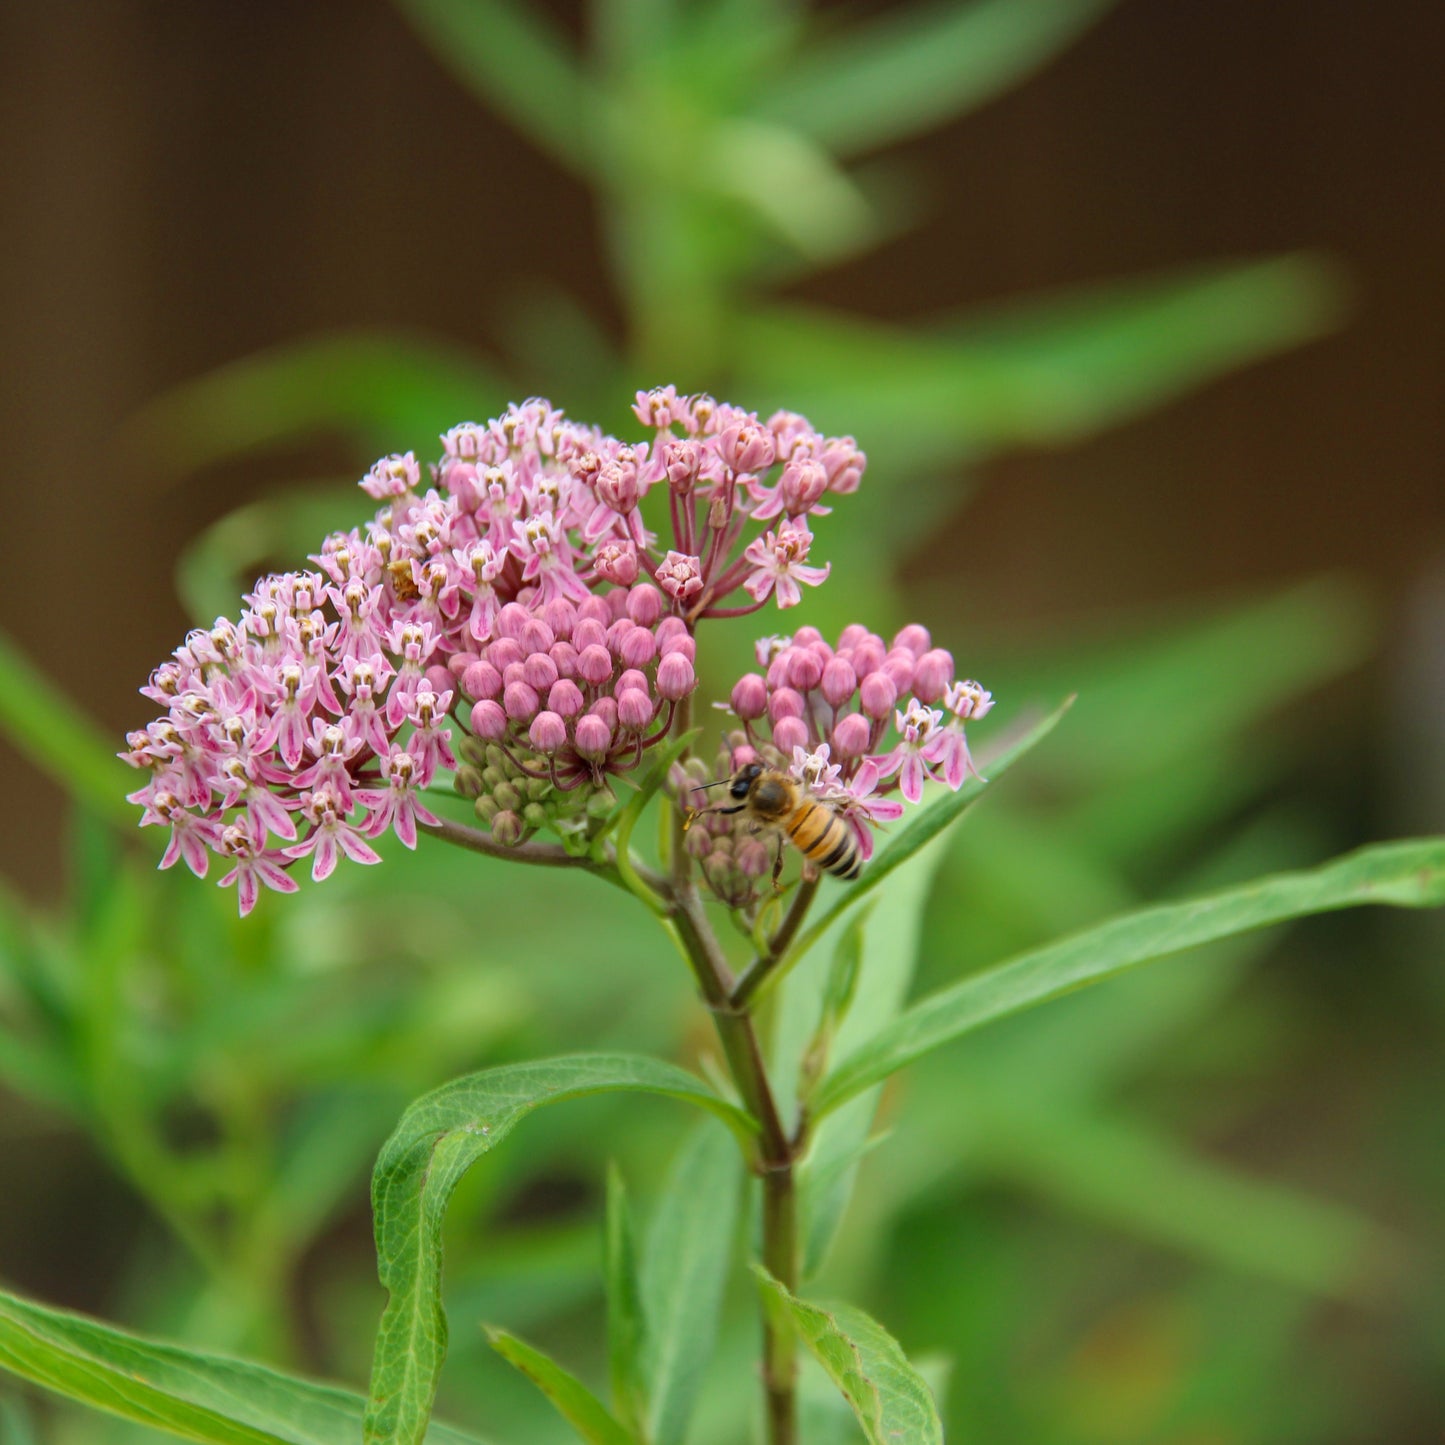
[721,625,994,862]
[123,392,875,912]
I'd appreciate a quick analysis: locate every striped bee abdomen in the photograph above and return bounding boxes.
[786,802,862,881]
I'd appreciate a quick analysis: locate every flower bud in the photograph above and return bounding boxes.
[462,660,502,700]
[573,618,608,652]
[779,459,828,515]
[657,551,704,603]
[523,801,549,829]
[550,641,579,679]
[543,598,577,640]
[606,618,636,655]
[860,672,897,720]
[488,638,524,670]
[655,615,689,649]
[831,711,871,759]
[620,626,657,669]
[787,647,824,692]
[608,587,631,620]
[773,716,808,753]
[656,651,696,701]
[574,712,612,759]
[492,810,524,846]
[548,678,584,718]
[736,838,771,878]
[731,673,768,720]
[720,419,776,473]
[685,824,713,859]
[851,637,886,677]
[469,699,507,739]
[529,710,567,753]
[503,680,540,721]
[626,584,662,627]
[893,624,931,655]
[497,602,532,640]
[523,652,559,691]
[425,664,453,695]
[519,617,555,655]
[913,648,955,703]
[660,632,695,662]
[594,541,639,585]
[493,781,522,812]
[577,644,613,686]
[577,594,612,626]
[454,764,484,798]
[769,687,805,723]
[883,650,917,693]
[618,688,655,731]
[821,656,858,707]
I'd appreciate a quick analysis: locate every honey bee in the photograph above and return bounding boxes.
[714,762,862,883]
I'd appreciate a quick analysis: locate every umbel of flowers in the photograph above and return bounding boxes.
[123,390,992,913]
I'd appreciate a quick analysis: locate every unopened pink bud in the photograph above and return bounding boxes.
[838,624,870,649]
[766,652,792,691]
[627,584,662,627]
[821,657,858,707]
[489,638,524,671]
[780,459,828,515]
[769,687,805,723]
[736,838,771,878]
[860,672,897,720]
[720,419,776,473]
[913,648,955,703]
[470,699,507,739]
[574,712,612,759]
[617,689,655,731]
[503,680,540,721]
[792,627,824,647]
[548,678,584,717]
[616,669,648,695]
[661,633,696,662]
[463,660,503,700]
[573,618,608,652]
[831,712,871,758]
[606,618,636,655]
[883,651,917,693]
[578,595,612,626]
[893,624,931,656]
[591,696,619,732]
[731,673,768,720]
[620,627,657,669]
[788,648,825,691]
[773,716,809,753]
[492,810,524,846]
[731,743,758,768]
[424,664,452,695]
[608,587,630,620]
[543,598,577,639]
[851,637,886,677]
[578,644,613,686]
[655,616,689,649]
[550,641,579,679]
[656,651,696,701]
[520,618,555,655]
[523,652,559,691]
[447,651,479,680]
[502,662,528,689]
[529,710,567,753]
[685,825,713,859]
[497,602,531,641]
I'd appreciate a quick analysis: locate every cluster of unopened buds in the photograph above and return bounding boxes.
[123,389,992,914]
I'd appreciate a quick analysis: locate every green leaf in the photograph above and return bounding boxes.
[0,1286,486,1445]
[125,329,506,482]
[604,1164,647,1436]
[640,1121,742,1445]
[752,1269,943,1445]
[812,837,1445,1120]
[734,255,1345,476]
[392,0,597,173]
[0,630,134,828]
[756,0,1120,155]
[364,1055,751,1445]
[756,696,1072,1000]
[485,1328,637,1445]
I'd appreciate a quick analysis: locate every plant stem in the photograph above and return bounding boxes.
[732,875,819,1009]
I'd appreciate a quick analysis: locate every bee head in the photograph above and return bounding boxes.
[729,762,764,800]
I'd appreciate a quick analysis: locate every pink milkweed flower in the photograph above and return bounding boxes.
[837,758,905,861]
[512,510,591,605]
[742,522,830,609]
[217,821,299,916]
[284,786,381,882]
[930,679,996,786]
[790,743,842,794]
[657,551,704,604]
[360,451,422,500]
[356,749,440,850]
[405,687,457,777]
[876,700,949,804]
[219,755,299,844]
[142,790,221,878]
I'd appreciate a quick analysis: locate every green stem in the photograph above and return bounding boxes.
[732,874,820,1009]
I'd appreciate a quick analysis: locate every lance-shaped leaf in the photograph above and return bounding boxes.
[812,837,1445,1120]
[640,1121,742,1445]
[604,1164,647,1435]
[752,1269,943,1445]
[364,1056,752,1445]
[485,1329,637,1445]
[0,1286,486,1445]
[746,696,1072,1002]
[755,0,1122,155]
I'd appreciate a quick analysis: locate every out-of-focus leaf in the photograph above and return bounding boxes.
[812,837,1445,1119]
[0,630,134,828]
[706,118,876,261]
[640,1122,741,1445]
[365,1056,750,1445]
[126,331,506,483]
[0,1286,486,1445]
[756,697,1072,999]
[604,1165,647,1436]
[485,1328,637,1445]
[735,255,1346,476]
[754,0,1122,154]
[752,1269,943,1445]
[392,0,597,172]
[990,1108,1393,1299]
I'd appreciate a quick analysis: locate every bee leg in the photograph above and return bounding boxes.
[772,835,786,890]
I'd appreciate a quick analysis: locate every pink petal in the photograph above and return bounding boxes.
[311,833,338,882]
[336,828,381,866]
[900,752,924,804]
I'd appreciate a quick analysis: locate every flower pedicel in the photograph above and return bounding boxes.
[123,390,992,912]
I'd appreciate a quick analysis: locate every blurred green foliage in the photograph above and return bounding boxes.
[3,1,1440,1442]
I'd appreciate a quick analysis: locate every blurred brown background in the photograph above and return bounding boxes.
[1,0,1442,895]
